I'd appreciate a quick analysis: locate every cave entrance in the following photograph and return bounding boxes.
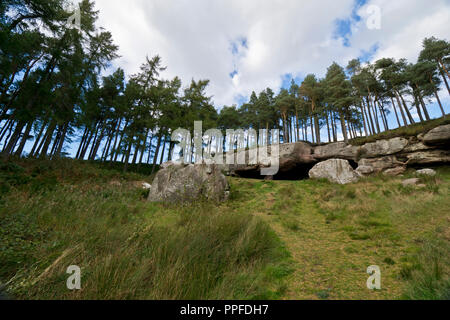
[234,163,316,181]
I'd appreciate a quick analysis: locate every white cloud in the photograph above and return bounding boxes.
[94,0,450,108]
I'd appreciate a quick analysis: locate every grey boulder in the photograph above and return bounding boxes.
[148,163,230,203]
[416,168,437,177]
[309,159,359,185]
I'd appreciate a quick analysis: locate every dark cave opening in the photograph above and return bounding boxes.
[235,163,316,181]
[235,159,360,181]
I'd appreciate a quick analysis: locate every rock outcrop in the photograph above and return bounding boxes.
[309,159,359,185]
[360,137,409,158]
[423,124,450,145]
[228,123,450,180]
[148,162,230,203]
[313,142,360,161]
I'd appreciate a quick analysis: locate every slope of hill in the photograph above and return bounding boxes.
[0,159,449,300]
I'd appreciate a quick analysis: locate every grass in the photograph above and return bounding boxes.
[0,158,449,300]
[227,168,450,300]
[0,159,290,300]
[349,116,450,146]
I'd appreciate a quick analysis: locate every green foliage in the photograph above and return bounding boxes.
[401,239,450,300]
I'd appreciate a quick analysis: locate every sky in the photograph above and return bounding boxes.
[93,0,450,114]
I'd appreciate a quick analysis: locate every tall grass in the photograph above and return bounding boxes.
[401,239,450,300]
[0,159,290,300]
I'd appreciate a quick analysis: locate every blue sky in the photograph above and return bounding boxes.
[93,0,449,110]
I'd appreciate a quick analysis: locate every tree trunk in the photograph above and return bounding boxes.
[15,121,33,157]
[398,92,415,124]
[359,101,368,137]
[314,116,321,144]
[438,67,450,97]
[339,112,349,143]
[30,121,46,157]
[159,136,167,164]
[362,100,373,136]
[365,97,376,135]
[415,84,431,121]
[39,120,57,158]
[394,92,408,126]
[438,59,450,80]
[151,133,163,174]
[326,111,331,142]
[54,122,69,157]
[76,127,88,159]
[412,91,424,123]
[433,88,446,117]
[2,121,25,157]
[390,97,402,128]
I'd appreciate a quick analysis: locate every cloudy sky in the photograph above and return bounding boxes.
[93,0,450,116]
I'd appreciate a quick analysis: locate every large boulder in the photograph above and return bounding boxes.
[148,162,230,203]
[313,142,360,161]
[423,125,450,146]
[360,137,409,158]
[309,159,359,185]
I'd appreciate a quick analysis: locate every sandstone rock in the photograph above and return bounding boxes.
[402,142,433,153]
[148,163,229,203]
[358,155,404,173]
[383,166,406,176]
[416,169,437,177]
[406,150,450,165]
[160,161,186,170]
[423,124,450,145]
[355,165,375,176]
[313,142,360,161]
[360,137,409,158]
[279,142,315,172]
[232,142,314,176]
[402,178,420,187]
[309,159,359,185]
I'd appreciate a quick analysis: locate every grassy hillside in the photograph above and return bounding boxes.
[0,159,449,300]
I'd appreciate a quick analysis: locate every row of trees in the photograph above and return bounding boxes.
[1,0,449,169]
[0,0,218,170]
[221,37,449,144]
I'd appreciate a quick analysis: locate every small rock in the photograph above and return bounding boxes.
[142,182,152,190]
[109,180,122,187]
[355,165,374,176]
[417,184,427,188]
[416,169,437,177]
[383,167,406,177]
[402,178,420,187]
